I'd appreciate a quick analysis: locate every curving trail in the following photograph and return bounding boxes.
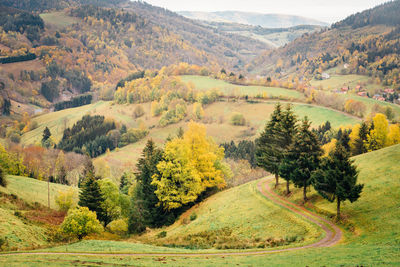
[0,177,342,258]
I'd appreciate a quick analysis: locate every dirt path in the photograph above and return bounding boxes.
[0,177,342,258]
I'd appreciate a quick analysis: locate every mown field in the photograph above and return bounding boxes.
[1,145,398,265]
[180,75,304,99]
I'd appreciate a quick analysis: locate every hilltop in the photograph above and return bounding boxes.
[178,11,329,28]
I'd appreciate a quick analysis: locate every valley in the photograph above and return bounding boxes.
[0,0,399,266]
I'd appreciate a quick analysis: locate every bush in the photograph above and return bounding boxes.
[133,105,145,118]
[190,213,197,221]
[107,219,128,236]
[0,167,6,187]
[157,231,167,238]
[60,207,103,240]
[0,237,8,251]
[230,112,246,126]
[55,189,77,212]
[9,132,21,143]
[193,103,204,120]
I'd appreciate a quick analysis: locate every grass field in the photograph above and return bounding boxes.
[22,99,359,179]
[181,75,304,99]
[0,175,78,208]
[134,180,321,249]
[310,74,372,91]
[0,176,77,250]
[1,145,398,265]
[40,12,79,29]
[21,101,151,145]
[93,101,359,179]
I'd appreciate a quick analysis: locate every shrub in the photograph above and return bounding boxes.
[193,103,204,120]
[0,237,8,251]
[230,112,246,126]
[133,105,145,118]
[60,207,103,240]
[55,189,77,212]
[107,219,128,236]
[157,231,167,238]
[190,213,197,221]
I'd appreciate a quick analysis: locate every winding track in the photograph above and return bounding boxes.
[0,176,342,257]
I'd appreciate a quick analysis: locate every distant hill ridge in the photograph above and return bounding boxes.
[178,11,329,28]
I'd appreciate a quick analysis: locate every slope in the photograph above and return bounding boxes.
[1,144,398,265]
[0,175,78,250]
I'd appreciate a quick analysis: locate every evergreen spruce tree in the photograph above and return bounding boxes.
[41,127,51,147]
[0,166,6,187]
[130,139,171,229]
[312,144,364,219]
[78,175,108,224]
[119,172,134,195]
[256,103,283,187]
[283,117,322,202]
[278,104,298,195]
[353,122,369,155]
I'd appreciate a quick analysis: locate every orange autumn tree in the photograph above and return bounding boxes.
[152,122,231,210]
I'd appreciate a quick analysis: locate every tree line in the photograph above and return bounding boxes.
[54,94,93,111]
[0,53,36,64]
[256,103,364,218]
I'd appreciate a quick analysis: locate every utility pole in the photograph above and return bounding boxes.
[48,177,50,209]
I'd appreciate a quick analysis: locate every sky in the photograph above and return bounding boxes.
[141,0,389,23]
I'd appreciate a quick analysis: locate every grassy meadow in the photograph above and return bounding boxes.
[1,145,399,265]
[40,12,80,29]
[0,175,78,208]
[92,101,359,179]
[0,176,77,250]
[134,180,322,249]
[180,75,304,99]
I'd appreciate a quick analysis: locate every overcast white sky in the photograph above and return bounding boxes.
[141,0,389,23]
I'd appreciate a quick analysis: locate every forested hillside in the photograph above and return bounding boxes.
[247,0,400,90]
[0,0,269,120]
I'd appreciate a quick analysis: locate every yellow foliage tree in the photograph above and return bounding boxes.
[365,113,389,151]
[388,124,400,146]
[152,122,229,210]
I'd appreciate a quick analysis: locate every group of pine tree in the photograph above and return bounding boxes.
[256,103,364,218]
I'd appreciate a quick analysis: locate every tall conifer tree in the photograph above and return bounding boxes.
[278,104,297,194]
[78,175,108,224]
[282,117,322,202]
[312,144,363,219]
[256,103,283,187]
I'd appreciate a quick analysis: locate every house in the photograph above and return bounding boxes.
[321,73,330,79]
[357,91,367,97]
[384,88,394,94]
[373,94,385,101]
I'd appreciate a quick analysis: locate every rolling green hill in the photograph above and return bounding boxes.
[1,144,398,265]
[181,75,304,99]
[21,99,359,179]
